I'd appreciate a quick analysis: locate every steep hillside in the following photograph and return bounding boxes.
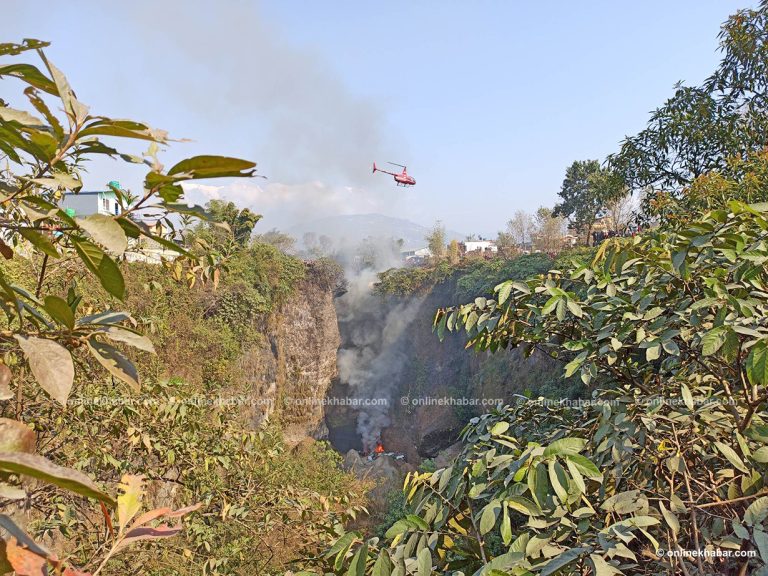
[0,246,364,575]
[325,253,586,463]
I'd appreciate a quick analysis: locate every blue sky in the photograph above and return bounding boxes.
[2,1,749,236]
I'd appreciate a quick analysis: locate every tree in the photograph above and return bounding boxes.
[426,220,446,259]
[448,239,460,264]
[506,210,534,250]
[0,39,256,571]
[254,227,297,253]
[603,191,636,234]
[314,200,768,575]
[609,2,768,218]
[647,149,768,225]
[553,160,623,245]
[206,199,261,245]
[318,234,334,256]
[531,206,566,253]
[495,230,516,255]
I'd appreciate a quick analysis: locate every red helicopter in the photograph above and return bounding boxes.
[372,162,416,187]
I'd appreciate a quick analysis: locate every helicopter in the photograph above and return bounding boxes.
[372,162,416,187]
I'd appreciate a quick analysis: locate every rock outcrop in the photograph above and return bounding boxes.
[241,273,341,444]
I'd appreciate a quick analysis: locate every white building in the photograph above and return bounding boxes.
[462,240,498,253]
[60,190,120,217]
[61,189,180,264]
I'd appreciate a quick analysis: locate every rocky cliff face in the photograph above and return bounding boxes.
[240,272,341,444]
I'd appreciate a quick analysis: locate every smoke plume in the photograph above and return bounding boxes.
[334,246,422,451]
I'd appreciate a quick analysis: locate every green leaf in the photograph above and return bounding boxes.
[645,343,661,361]
[0,452,114,506]
[681,383,694,412]
[496,282,513,305]
[543,438,586,457]
[39,53,88,123]
[347,542,368,576]
[660,502,679,537]
[714,442,749,473]
[385,519,411,539]
[754,528,768,562]
[0,63,57,94]
[77,214,128,255]
[490,421,510,436]
[372,550,392,576]
[72,239,125,300]
[14,335,73,405]
[87,338,140,391]
[565,458,586,493]
[752,447,768,463]
[18,228,59,258]
[325,532,357,559]
[702,326,729,356]
[540,547,586,576]
[589,554,622,576]
[566,299,583,318]
[483,552,525,573]
[405,514,429,530]
[0,107,45,126]
[416,547,431,576]
[43,295,74,330]
[479,499,501,535]
[167,155,256,179]
[746,340,768,387]
[95,326,155,353]
[78,119,168,142]
[744,497,768,527]
[601,490,643,514]
[501,505,512,545]
[512,280,531,294]
[564,454,602,479]
[548,460,569,504]
[506,496,542,517]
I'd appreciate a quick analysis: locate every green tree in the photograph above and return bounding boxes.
[531,206,566,253]
[448,238,460,265]
[255,227,297,253]
[426,220,446,259]
[206,198,261,245]
[495,230,515,255]
[609,2,768,218]
[553,160,623,245]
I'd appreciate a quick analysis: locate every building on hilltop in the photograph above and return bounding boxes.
[461,239,498,254]
[60,185,181,264]
[60,190,120,217]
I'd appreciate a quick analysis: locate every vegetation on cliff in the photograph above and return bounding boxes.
[0,40,364,575]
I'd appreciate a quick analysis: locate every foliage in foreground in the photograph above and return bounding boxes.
[0,37,335,575]
[297,200,768,575]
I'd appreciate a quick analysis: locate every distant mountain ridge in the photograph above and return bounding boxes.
[289,213,464,251]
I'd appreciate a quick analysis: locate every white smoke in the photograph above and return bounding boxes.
[335,262,422,451]
[182,180,398,231]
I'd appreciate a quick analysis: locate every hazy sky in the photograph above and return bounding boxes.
[2,1,749,236]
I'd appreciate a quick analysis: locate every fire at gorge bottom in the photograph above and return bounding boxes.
[362,441,406,462]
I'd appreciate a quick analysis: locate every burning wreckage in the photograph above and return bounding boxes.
[364,440,405,462]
